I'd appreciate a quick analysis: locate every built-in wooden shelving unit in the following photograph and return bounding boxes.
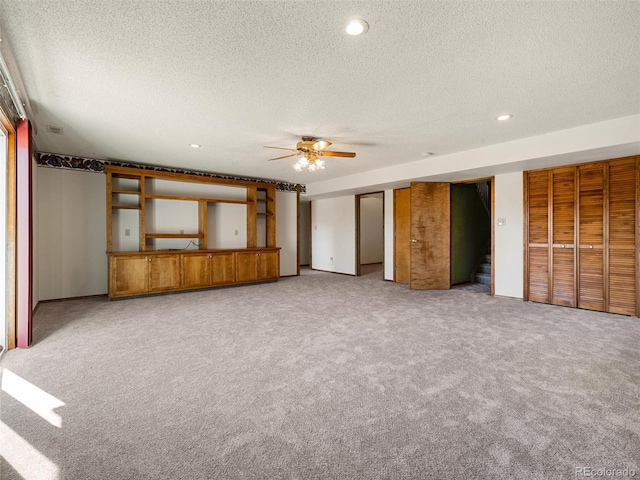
[105,165,279,298]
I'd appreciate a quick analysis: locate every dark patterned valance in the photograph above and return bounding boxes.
[37,152,304,193]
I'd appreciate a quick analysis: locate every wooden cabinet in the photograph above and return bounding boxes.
[236,250,279,283]
[109,249,278,298]
[525,156,639,316]
[110,254,180,297]
[182,252,235,288]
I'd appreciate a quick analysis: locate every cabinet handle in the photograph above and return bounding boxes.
[148,258,152,262]
[560,244,565,248]
[589,245,594,249]
[411,239,417,243]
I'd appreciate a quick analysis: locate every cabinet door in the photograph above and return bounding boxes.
[236,252,259,282]
[258,251,279,280]
[551,167,576,307]
[527,171,550,303]
[607,159,636,315]
[149,254,180,292]
[182,254,210,288]
[110,255,149,297]
[211,253,236,285]
[578,164,605,311]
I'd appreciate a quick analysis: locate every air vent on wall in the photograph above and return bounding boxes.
[46,125,64,135]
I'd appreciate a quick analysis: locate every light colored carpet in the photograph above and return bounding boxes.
[1,266,639,479]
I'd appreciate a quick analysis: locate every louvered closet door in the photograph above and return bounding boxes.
[577,164,605,311]
[551,167,576,307]
[607,158,637,315]
[527,171,550,303]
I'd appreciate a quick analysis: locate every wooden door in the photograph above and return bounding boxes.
[526,171,550,303]
[577,164,605,311]
[211,252,236,284]
[410,182,450,290]
[607,158,637,315]
[394,188,411,284]
[110,255,149,297]
[149,254,180,292]
[182,253,211,288]
[551,167,576,307]
[236,252,259,282]
[258,251,279,280]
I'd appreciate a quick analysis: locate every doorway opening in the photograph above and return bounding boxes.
[299,200,311,269]
[356,192,384,278]
[451,179,492,291]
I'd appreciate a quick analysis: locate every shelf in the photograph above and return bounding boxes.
[112,205,141,210]
[112,189,141,195]
[112,173,142,180]
[145,233,205,239]
[145,194,249,205]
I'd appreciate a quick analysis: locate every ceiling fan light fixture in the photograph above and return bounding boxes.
[299,156,309,167]
[346,19,369,36]
[316,159,325,169]
[293,163,303,171]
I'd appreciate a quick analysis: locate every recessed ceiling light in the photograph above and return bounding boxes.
[346,19,369,36]
[189,144,201,148]
[496,114,513,121]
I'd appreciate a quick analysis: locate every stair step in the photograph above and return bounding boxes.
[479,263,491,274]
[474,272,491,285]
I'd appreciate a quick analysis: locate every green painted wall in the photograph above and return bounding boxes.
[451,183,491,284]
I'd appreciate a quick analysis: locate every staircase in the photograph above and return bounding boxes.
[474,250,492,285]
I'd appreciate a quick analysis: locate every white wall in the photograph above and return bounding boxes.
[384,189,394,280]
[311,196,356,275]
[359,194,383,264]
[208,203,247,249]
[299,201,310,266]
[276,191,297,276]
[37,167,107,299]
[32,155,39,309]
[494,172,524,298]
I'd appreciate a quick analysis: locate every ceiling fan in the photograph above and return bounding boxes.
[265,136,356,171]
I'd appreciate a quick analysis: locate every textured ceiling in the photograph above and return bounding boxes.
[1,1,639,184]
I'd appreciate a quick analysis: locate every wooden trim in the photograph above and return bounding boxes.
[523,172,529,301]
[198,201,208,250]
[246,187,257,248]
[355,194,361,276]
[393,189,397,282]
[573,166,579,306]
[309,201,313,270]
[1,111,17,350]
[145,233,205,239]
[265,187,277,248]
[104,165,277,189]
[295,192,302,272]
[139,174,146,251]
[106,171,113,252]
[16,120,32,348]
[547,169,553,304]
[490,177,495,297]
[636,156,639,317]
[603,163,610,312]
[145,194,249,204]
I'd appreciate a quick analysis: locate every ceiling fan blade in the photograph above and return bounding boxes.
[264,146,298,151]
[318,151,356,158]
[312,140,332,150]
[268,153,299,161]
